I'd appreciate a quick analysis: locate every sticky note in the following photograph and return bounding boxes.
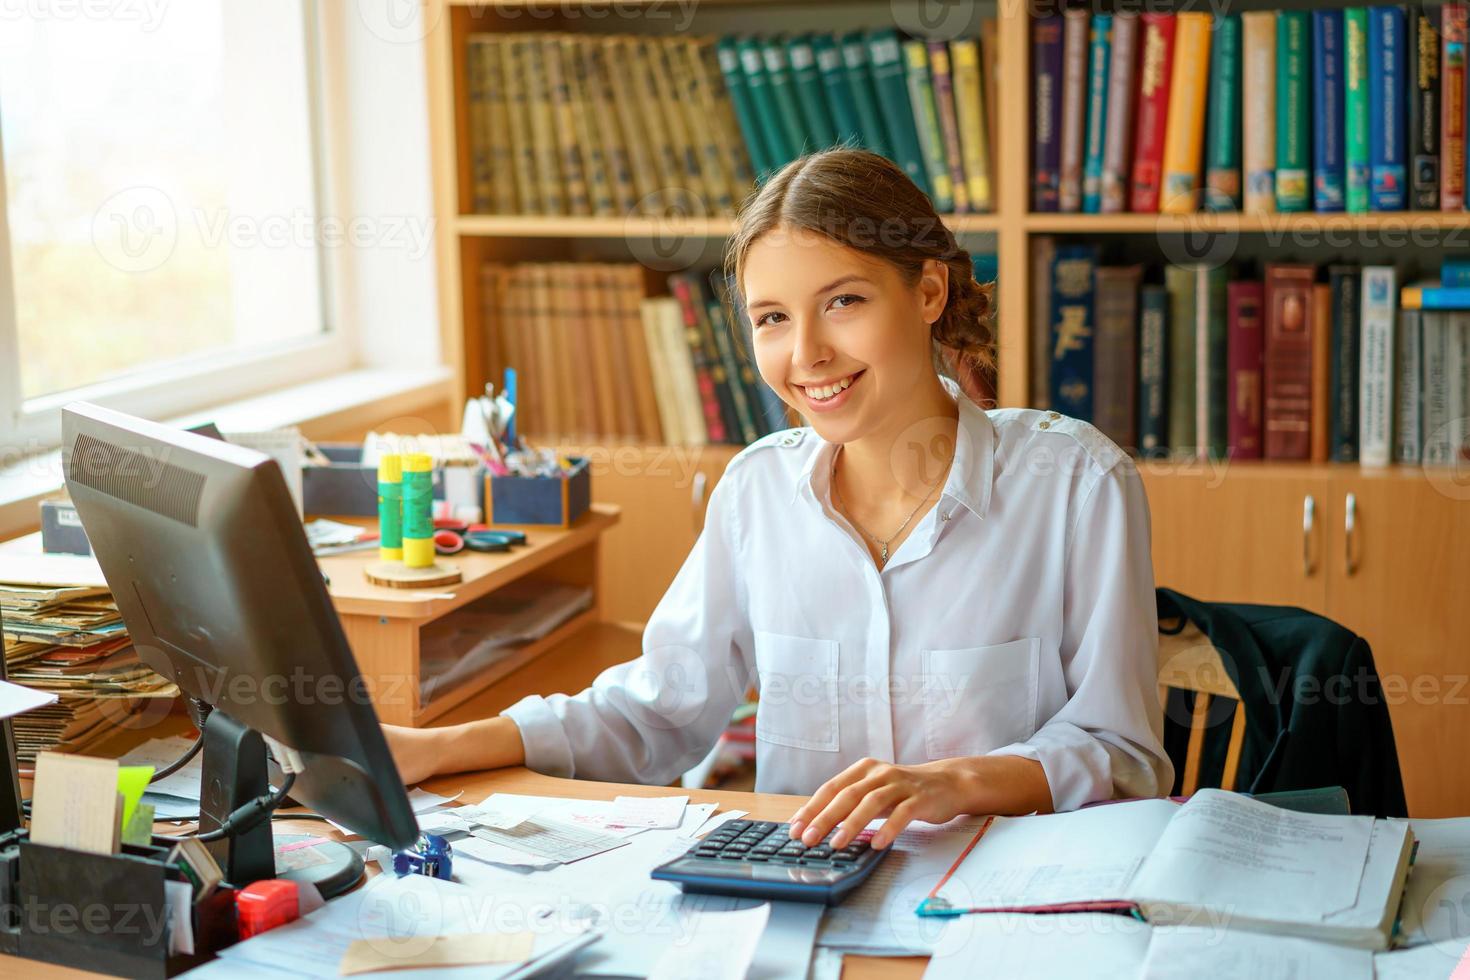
[29,753,122,855]
[338,931,535,975]
[117,764,155,832]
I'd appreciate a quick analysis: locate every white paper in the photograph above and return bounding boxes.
[455,835,559,870]
[818,819,983,955]
[921,912,1151,980]
[120,734,204,804]
[459,795,545,831]
[610,794,689,830]
[689,809,749,839]
[468,818,627,864]
[418,812,474,836]
[1398,816,1470,947]
[1142,925,1373,979]
[930,799,1177,912]
[807,948,845,980]
[1127,790,1374,924]
[647,903,769,980]
[1373,936,1470,980]
[0,679,57,719]
[165,879,195,956]
[408,788,464,812]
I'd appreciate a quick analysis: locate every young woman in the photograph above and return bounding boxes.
[384,149,1172,852]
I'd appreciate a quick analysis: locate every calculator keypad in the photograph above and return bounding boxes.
[691,819,874,868]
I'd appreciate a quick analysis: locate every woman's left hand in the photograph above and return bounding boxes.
[787,757,975,850]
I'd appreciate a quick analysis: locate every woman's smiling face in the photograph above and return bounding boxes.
[741,224,947,445]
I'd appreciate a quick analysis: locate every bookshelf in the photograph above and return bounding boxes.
[421,0,1470,817]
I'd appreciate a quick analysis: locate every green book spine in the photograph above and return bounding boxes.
[736,36,795,167]
[867,29,931,195]
[812,34,863,147]
[716,37,775,179]
[787,34,838,148]
[1275,10,1312,211]
[840,30,893,158]
[902,38,954,211]
[1200,265,1230,458]
[1205,14,1243,209]
[1165,264,1199,454]
[761,36,812,156]
[1344,8,1371,212]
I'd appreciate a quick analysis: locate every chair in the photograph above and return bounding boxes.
[1158,618,1247,795]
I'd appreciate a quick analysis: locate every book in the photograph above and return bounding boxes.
[902,38,956,211]
[690,39,755,207]
[715,37,775,179]
[1161,13,1212,213]
[1030,236,1057,409]
[1196,265,1229,458]
[1101,12,1139,213]
[1165,264,1198,454]
[1453,315,1470,465]
[1081,14,1113,213]
[526,39,566,215]
[922,40,968,213]
[604,38,662,209]
[1408,5,1441,209]
[1442,6,1468,211]
[563,37,615,217]
[868,29,931,195]
[1395,308,1423,463]
[1138,284,1170,456]
[1050,244,1098,421]
[1311,283,1333,463]
[917,790,1414,952]
[1264,263,1317,460]
[1368,6,1408,210]
[505,37,541,214]
[761,37,812,161]
[1312,10,1347,212]
[1446,259,1470,286]
[1358,265,1398,467]
[736,36,793,169]
[1242,12,1278,212]
[811,34,863,151]
[840,31,893,160]
[465,38,494,213]
[1131,13,1177,213]
[544,39,592,217]
[669,273,730,444]
[1033,15,1065,210]
[950,38,993,211]
[1059,7,1091,212]
[1423,311,1453,464]
[1204,14,1242,210]
[1275,11,1311,212]
[981,18,1000,185]
[1329,266,1363,463]
[1227,280,1265,460]
[1094,265,1142,448]
[1401,283,1470,308]
[787,34,838,150]
[1346,9,1373,212]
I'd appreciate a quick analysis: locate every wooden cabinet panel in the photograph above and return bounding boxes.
[1325,473,1470,817]
[1141,466,1330,612]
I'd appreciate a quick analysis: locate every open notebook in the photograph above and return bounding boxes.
[916,789,1414,951]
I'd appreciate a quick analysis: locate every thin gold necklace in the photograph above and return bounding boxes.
[830,446,951,566]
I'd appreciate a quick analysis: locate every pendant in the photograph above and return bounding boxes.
[879,544,889,564]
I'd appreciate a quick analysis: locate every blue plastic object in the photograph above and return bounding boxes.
[392,832,453,880]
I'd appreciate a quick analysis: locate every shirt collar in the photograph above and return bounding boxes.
[791,377,996,520]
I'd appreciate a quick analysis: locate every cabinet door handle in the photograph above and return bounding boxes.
[691,472,709,534]
[1302,494,1316,577]
[1344,492,1358,577]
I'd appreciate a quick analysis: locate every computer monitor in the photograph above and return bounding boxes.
[61,402,418,890]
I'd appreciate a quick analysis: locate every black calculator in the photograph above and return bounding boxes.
[650,819,889,905]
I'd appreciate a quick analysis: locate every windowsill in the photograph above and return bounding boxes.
[0,365,452,541]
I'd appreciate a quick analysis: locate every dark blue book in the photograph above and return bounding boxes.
[1443,260,1470,287]
[1082,14,1113,213]
[1328,265,1362,462]
[1049,244,1098,422]
[1313,10,1347,211]
[1138,284,1170,458]
[1033,15,1065,211]
[1368,6,1408,210]
[1407,5,1440,210]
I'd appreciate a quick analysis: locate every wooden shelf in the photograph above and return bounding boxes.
[455,213,1001,239]
[1026,210,1470,234]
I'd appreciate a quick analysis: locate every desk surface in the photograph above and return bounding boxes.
[7,764,924,980]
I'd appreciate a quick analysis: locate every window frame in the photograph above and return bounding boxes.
[0,0,355,451]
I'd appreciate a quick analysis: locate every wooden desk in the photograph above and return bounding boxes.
[6,762,924,979]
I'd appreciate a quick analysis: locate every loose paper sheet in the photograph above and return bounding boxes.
[0,679,57,719]
[920,912,1151,980]
[609,794,688,830]
[1141,925,1373,979]
[339,931,535,976]
[647,904,770,980]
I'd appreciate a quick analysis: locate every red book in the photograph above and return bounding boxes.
[1226,280,1265,460]
[669,275,728,443]
[1129,13,1177,212]
[1263,264,1317,460]
[1443,5,1467,211]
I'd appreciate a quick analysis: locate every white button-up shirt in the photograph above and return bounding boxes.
[504,388,1174,811]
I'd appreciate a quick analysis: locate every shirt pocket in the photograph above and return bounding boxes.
[753,630,840,752]
[920,637,1041,760]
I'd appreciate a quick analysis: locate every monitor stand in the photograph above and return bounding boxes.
[196,710,363,899]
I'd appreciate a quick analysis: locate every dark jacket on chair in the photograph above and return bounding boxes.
[1156,588,1407,818]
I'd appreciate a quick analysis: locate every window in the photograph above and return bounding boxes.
[0,0,348,446]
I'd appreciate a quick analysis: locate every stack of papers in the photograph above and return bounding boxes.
[119,734,206,820]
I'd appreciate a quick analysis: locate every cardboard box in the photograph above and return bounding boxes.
[484,457,591,527]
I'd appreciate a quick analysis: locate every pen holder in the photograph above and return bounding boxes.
[484,457,591,527]
[11,837,238,978]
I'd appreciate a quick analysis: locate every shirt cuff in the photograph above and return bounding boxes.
[501,695,576,779]
[987,723,1113,812]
